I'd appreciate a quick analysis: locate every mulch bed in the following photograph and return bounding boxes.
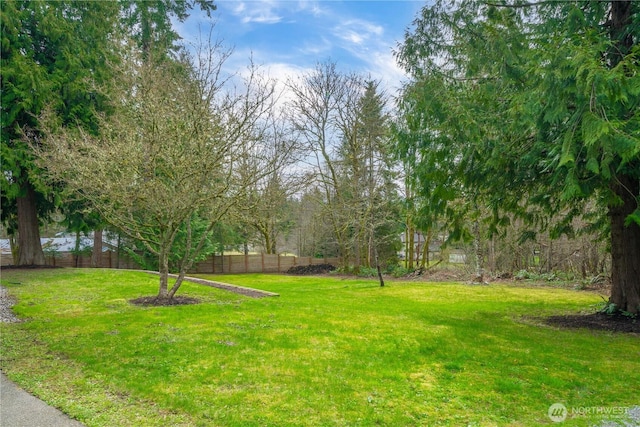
[130,295,200,307]
[286,264,336,275]
[546,312,639,334]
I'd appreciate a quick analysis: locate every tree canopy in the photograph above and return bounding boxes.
[1,0,216,266]
[395,0,639,312]
[36,41,276,299]
[1,0,120,264]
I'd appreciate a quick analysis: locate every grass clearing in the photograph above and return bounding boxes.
[1,269,638,426]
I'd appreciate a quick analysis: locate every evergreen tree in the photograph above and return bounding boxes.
[1,0,216,266]
[396,1,639,312]
[1,0,118,265]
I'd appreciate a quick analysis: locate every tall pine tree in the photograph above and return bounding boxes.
[1,0,118,265]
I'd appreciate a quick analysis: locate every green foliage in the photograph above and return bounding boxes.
[385,264,412,278]
[1,270,638,426]
[514,269,577,283]
[598,301,638,320]
[395,2,640,309]
[120,0,216,58]
[1,0,219,266]
[395,1,639,236]
[123,216,226,273]
[600,301,619,316]
[355,266,379,278]
[1,0,118,232]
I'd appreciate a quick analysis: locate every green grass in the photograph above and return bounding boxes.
[1,269,638,426]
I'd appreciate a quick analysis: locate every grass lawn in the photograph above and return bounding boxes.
[1,269,638,426]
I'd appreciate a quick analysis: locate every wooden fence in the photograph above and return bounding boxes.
[0,251,338,274]
[0,251,137,269]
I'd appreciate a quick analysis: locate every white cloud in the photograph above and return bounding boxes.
[298,36,332,56]
[328,17,408,90]
[242,12,282,24]
[333,19,384,45]
[294,0,328,18]
[221,0,283,25]
[230,2,246,15]
[178,1,414,95]
[365,50,409,92]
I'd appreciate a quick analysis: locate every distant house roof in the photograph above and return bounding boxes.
[398,232,443,255]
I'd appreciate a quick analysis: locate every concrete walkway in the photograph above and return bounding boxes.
[0,372,85,427]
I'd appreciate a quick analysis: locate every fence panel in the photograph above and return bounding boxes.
[1,251,338,274]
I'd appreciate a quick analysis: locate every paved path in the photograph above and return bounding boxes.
[0,372,85,427]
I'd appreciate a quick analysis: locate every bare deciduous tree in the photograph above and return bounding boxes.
[35,41,276,300]
[286,61,355,265]
[287,62,400,272]
[237,109,305,254]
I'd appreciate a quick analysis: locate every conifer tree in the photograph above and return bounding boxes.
[396,0,639,312]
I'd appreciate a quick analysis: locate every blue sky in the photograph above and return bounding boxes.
[176,1,425,91]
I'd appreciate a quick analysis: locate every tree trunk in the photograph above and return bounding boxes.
[608,175,640,315]
[158,247,170,299]
[91,229,103,267]
[116,233,121,269]
[607,2,638,315]
[488,235,496,274]
[375,248,385,287]
[168,270,186,299]
[16,183,46,266]
[420,230,431,268]
[472,218,484,283]
[74,230,81,267]
[414,232,422,269]
[262,229,273,255]
[354,223,362,270]
[407,221,415,269]
[9,235,18,265]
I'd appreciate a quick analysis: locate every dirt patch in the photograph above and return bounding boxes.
[130,295,200,307]
[546,312,639,334]
[286,264,336,275]
[401,268,467,282]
